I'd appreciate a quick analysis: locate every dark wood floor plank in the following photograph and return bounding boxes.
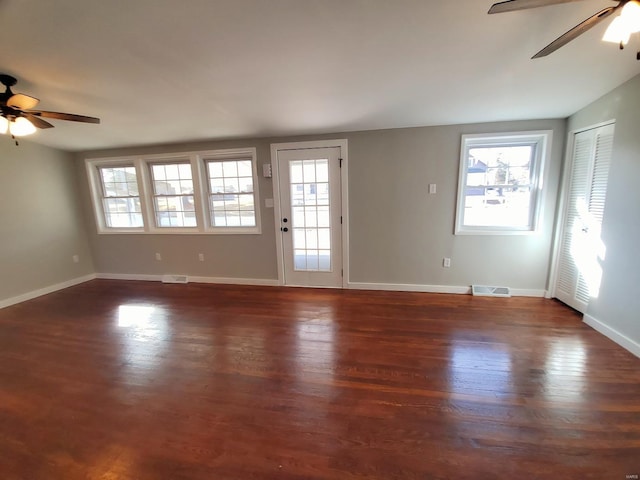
[0,280,638,479]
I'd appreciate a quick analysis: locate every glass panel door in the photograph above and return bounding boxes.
[277,147,342,287]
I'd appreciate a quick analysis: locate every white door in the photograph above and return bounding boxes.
[553,123,615,312]
[276,146,343,287]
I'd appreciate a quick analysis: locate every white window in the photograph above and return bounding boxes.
[98,165,143,228]
[86,148,260,234]
[86,159,145,233]
[456,131,551,234]
[149,161,197,228]
[206,158,257,228]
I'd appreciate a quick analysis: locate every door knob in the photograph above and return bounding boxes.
[281,227,289,232]
[282,218,288,223]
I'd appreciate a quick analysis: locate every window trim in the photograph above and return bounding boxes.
[86,147,261,235]
[455,131,551,235]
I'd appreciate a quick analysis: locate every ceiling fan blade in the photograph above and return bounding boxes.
[32,110,101,124]
[488,0,584,14]
[532,5,619,58]
[7,93,39,110]
[24,113,54,129]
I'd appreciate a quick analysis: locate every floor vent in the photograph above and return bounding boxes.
[471,285,511,297]
[161,275,189,284]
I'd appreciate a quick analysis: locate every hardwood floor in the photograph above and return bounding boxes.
[0,280,638,479]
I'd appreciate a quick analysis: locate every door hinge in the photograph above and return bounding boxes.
[340,216,343,224]
[339,158,343,168]
[341,269,343,277]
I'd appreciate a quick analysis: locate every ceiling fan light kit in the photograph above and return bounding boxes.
[489,0,640,59]
[0,73,100,145]
[603,0,640,46]
[0,116,36,137]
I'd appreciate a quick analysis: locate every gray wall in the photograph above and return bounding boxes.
[77,117,566,292]
[0,139,94,301]
[568,74,640,345]
[347,120,565,290]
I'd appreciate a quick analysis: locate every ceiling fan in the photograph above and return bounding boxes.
[0,73,100,144]
[488,0,640,59]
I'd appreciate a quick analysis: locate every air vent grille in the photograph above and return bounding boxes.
[161,275,189,284]
[471,285,511,297]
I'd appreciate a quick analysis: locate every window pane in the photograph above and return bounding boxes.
[304,207,318,227]
[209,162,223,178]
[318,228,331,249]
[317,206,330,227]
[458,134,545,233]
[238,194,254,211]
[316,159,328,182]
[306,251,319,270]
[240,213,255,227]
[317,183,329,206]
[222,161,238,177]
[290,161,303,183]
[292,207,305,227]
[303,161,316,182]
[294,250,307,270]
[293,228,306,249]
[239,177,253,193]
[180,180,193,193]
[237,160,252,177]
[306,229,318,249]
[226,211,241,226]
[210,179,225,193]
[127,181,139,196]
[152,165,166,180]
[225,177,240,194]
[178,164,192,179]
[462,187,533,228]
[318,250,331,271]
[291,184,304,206]
[224,195,239,209]
[164,164,179,180]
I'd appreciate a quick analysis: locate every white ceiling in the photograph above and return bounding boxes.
[1,0,639,152]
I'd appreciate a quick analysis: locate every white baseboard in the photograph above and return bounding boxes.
[509,288,547,297]
[188,276,280,286]
[95,273,162,282]
[95,273,279,287]
[348,282,470,294]
[0,274,97,310]
[348,282,545,297]
[583,313,640,358]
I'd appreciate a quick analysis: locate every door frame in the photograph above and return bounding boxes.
[547,119,615,303]
[270,139,349,288]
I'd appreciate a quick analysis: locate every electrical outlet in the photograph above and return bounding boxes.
[443,257,451,268]
[198,253,205,262]
[72,255,80,263]
[429,183,437,194]
[155,252,162,261]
